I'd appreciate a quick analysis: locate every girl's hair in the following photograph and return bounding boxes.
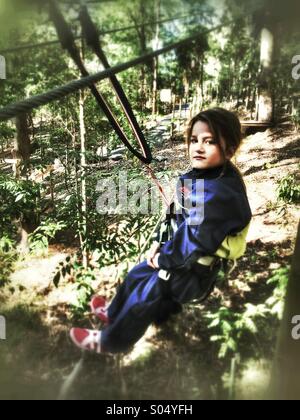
[186,107,247,193]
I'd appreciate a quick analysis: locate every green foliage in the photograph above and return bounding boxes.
[206,266,290,359]
[276,173,300,204]
[28,220,66,256]
[53,255,72,288]
[291,107,300,130]
[71,264,96,317]
[93,214,160,268]
[0,235,15,252]
[207,13,260,110]
[0,253,14,287]
[0,239,17,288]
[266,266,290,319]
[0,175,41,231]
[0,123,15,141]
[52,255,95,317]
[175,33,209,92]
[205,304,269,359]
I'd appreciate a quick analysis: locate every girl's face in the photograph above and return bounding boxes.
[189,121,230,170]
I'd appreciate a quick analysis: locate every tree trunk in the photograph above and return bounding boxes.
[152,0,160,119]
[72,126,82,245]
[14,113,31,177]
[15,114,34,253]
[183,73,189,99]
[200,55,204,107]
[76,38,90,268]
[257,27,275,122]
[131,1,149,111]
[179,98,183,120]
[79,90,89,269]
[271,221,300,400]
[170,94,176,142]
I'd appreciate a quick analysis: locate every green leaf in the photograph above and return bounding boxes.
[244,318,258,333]
[227,338,237,352]
[210,335,223,342]
[219,343,229,359]
[53,272,61,288]
[222,320,233,333]
[15,194,24,202]
[208,318,220,328]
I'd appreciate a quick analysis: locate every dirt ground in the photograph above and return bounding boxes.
[0,124,299,400]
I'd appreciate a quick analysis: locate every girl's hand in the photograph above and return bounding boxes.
[147,241,160,268]
[148,253,160,269]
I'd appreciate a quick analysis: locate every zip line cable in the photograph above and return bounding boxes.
[79,4,172,204]
[48,0,152,164]
[0,22,225,121]
[0,2,233,201]
[78,4,152,165]
[0,11,206,55]
[0,2,220,203]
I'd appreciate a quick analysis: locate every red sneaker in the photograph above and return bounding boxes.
[90,295,110,324]
[70,328,102,354]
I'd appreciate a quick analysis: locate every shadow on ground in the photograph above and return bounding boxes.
[0,237,293,400]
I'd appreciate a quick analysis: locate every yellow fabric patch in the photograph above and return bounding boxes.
[214,222,251,260]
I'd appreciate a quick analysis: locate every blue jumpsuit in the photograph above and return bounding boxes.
[101,163,252,354]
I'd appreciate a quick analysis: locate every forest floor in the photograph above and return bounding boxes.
[0,119,299,400]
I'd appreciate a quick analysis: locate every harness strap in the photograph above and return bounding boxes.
[79,6,152,162]
[79,6,176,209]
[49,0,152,164]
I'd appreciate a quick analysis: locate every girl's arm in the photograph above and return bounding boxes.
[157,178,252,271]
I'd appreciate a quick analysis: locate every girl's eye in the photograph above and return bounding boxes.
[190,138,216,145]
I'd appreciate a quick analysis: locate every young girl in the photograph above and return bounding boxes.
[70,108,252,354]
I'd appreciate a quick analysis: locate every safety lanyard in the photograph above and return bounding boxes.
[49,0,171,208]
[49,0,151,164]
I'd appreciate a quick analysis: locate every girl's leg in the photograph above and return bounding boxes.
[107,261,156,322]
[71,261,159,354]
[71,259,223,354]
[170,258,223,304]
[101,267,165,353]
[102,259,223,353]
